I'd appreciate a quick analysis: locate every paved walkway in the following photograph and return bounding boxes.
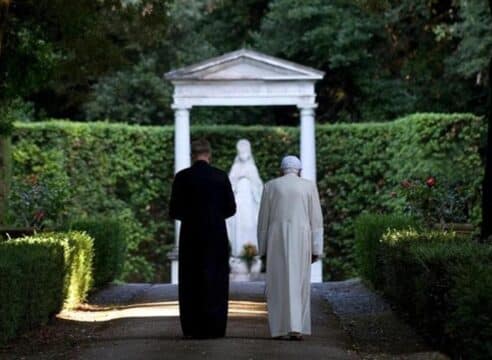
[1,281,446,359]
[67,282,358,360]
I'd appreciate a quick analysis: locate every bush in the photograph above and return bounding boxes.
[448,262,492,359]
[0,240,65,344]
[7,171,71,230]
[0,231,94,344]
[53,231,94,308]
[68,218,127,288]
[29,231,94,308]
[11,113,484,281]
[354,213,418,285]
[377,229,492,357]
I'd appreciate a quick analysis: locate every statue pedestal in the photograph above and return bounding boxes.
[229,257,264,282]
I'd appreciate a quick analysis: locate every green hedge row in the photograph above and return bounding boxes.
[50,232,94,308]
[354,213,419,285]
[0,240,64,344]
[68,217,127,288]
[362,224,492,359]
[0,231,93,344]
[10,113,484,281]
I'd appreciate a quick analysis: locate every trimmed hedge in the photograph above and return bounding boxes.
[68,217,127,288]
[0,239,65,344]
[449,262,492,359]
[25,231,94,309]
[376,229,492,358]
[354,213,419,285]
[10,113,484,281]
[0,231,94,344]
[56,231,94,308]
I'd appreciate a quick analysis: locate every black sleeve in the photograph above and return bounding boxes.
[223,175,236,219]
[169,173,184,221]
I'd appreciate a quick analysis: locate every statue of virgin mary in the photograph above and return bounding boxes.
[227,139,263,257]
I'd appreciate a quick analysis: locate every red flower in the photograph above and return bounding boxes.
[426,177,436,188]
[34,210,45,222]
[26,174,38,186]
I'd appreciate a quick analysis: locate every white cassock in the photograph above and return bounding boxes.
[257,173,324,337]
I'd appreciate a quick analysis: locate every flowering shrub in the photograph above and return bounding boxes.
[400,176,470,226]
[8,173,71,230]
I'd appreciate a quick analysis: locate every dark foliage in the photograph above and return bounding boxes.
[10,113,484,281]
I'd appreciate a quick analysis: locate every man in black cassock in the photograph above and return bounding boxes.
[169,138,236,339]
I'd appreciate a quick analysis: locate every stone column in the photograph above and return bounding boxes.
[299,105,322,283]
[299,106,317,181]
[174,106,191,173]
[170,106,191,284]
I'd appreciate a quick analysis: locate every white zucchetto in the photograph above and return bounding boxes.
[281,155,302,171]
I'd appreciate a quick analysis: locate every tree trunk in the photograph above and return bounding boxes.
[0,136,11,225]
[0,0,11,58]
[482,0,492,241]
[0,1,11,225]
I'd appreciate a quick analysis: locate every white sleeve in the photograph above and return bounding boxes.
[257,184,270,257]
[310,183,324,256]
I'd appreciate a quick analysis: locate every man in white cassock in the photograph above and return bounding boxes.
[257,155,324,340]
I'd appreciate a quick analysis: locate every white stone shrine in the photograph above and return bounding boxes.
[165,49,325,284]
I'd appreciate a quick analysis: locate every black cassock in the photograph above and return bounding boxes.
[169,160,236,338]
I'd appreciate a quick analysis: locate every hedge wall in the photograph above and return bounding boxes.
[0,240,65,344]
[378,229,492,358]
[10,113,484,281]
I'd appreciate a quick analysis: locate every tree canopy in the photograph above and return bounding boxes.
[0,0,490,125]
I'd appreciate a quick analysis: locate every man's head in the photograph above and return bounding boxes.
[192,138,212,163]
[281,155,302,176]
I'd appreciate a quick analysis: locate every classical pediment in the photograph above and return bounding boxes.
[165,49,324,81]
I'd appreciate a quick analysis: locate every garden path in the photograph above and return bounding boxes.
[1,281,447,359]
[72,282,357,359]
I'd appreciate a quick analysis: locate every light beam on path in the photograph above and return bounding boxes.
[58,301,267,323]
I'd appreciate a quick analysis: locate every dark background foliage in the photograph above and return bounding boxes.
[0,0,490,126]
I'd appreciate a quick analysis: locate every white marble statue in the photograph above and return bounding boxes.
[227,139,263,257]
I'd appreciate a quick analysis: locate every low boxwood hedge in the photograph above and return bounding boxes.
[0,239,65,344]
[0,231,95,344]
[68,217,127,288]
[373,228,492,358]
[448,262,492,359]
[43,231,94,308]
[354,213,419,285]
